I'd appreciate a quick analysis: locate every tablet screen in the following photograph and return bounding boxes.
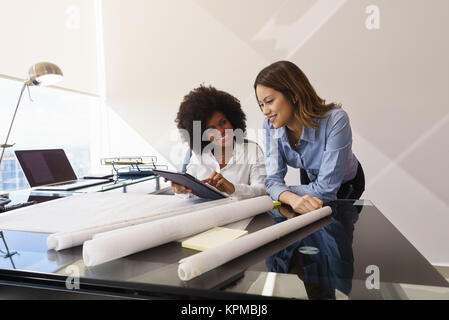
[152,169,227,200]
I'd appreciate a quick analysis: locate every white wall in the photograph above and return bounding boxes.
[0,0,98,95]
[101,0,449,265]
[101,0,268,166]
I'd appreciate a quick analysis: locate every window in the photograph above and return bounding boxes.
[0,77,174,192]
[0,77,94,191]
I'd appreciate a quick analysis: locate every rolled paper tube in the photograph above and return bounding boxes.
[177,206,332,281]
[82,196,274,267]
[47,197,234,251]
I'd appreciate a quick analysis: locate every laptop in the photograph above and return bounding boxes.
[15,149,112,191]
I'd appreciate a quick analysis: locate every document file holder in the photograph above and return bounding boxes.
[101,156,167,177]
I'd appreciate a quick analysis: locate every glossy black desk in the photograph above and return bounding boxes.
[0,192,448,300]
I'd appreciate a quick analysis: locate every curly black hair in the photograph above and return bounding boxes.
[175,85,247,151]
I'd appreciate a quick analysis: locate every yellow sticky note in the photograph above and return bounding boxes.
[182,227,248,251]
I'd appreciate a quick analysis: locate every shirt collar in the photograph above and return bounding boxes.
[201,143,239,170]
[301,125,316,143]
[276,125,316,144]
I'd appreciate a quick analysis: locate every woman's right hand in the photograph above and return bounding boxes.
[164,178,192,194]
[279,191,323,214]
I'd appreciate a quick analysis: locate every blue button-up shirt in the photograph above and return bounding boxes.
[263,106,359,201]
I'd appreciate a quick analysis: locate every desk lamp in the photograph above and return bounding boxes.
[0,62,63,169]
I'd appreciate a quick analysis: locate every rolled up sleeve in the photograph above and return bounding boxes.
[289,110,353,201]
[263,119,290,201]
[232,144,267,199]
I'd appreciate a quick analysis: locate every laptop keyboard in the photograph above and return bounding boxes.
[51,181,79,186]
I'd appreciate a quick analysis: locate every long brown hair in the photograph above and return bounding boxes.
[254,61,340,129]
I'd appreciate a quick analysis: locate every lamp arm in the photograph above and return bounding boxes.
[0,82,27,168]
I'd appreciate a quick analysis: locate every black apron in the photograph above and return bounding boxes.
[300,162,365,200]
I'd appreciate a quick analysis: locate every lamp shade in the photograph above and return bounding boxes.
[27,62,63,86]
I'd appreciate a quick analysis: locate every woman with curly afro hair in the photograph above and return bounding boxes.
[172,85,266,199]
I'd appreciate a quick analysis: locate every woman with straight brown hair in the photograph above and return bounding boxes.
[255,61,364,214]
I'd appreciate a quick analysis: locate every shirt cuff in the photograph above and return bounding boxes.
[288,185,336,202]
[269,184,290,201]
[232,183,254,200]
[174,192,198,199]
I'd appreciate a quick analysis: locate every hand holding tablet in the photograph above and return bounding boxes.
[164,178,192,194]
[152,169,227,200]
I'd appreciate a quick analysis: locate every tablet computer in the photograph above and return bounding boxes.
[152,169,227,200]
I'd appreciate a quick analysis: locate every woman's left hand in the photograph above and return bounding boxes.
[202,171,235,194]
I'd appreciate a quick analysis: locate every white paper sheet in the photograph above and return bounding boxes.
[47,197,234,250]
[176,217,253,243]
[0,192,216,234]
[82,195,274,267]
[177,206,332,281]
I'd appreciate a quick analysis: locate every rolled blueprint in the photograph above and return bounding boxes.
[177,206,332,281]
[83,195,274,267]
[47,197,233,251]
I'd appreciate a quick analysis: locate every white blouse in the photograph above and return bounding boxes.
[186,141,267,199]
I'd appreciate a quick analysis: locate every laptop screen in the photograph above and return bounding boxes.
[15,149,77,187]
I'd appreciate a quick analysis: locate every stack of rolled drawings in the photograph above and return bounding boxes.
[0,191,332,280]
[46,197,234,251]
[82,195,275,266]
